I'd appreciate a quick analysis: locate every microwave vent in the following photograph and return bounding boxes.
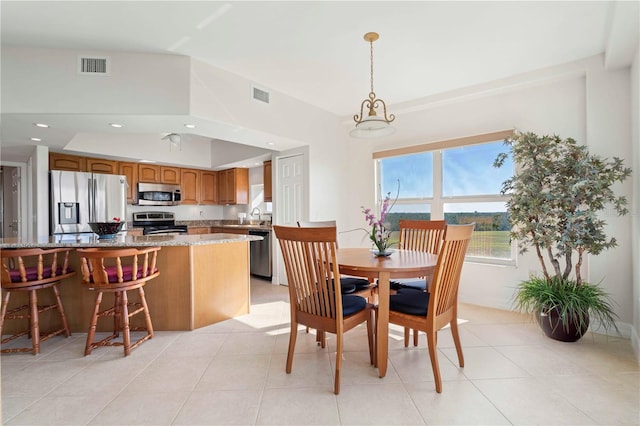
[252,86,270,104]
[79,56,109,74]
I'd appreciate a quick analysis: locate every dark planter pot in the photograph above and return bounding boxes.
[536,307,589,342]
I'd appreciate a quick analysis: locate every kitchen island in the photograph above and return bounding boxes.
[0,233,261,332]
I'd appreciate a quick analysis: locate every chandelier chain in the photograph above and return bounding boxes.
[369,38,375,94]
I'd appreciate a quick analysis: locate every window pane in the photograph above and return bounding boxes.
[385,203,431,232]
[444,202,512,259]
[442,142,512,196]
[380,152,433,198]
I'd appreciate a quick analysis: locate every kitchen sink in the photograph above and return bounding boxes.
[224,221,269,227]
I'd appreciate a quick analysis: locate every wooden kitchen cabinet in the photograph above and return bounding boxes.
[263,160,272,202]
[201,171,218,205]
[118,161,139,204]
[218,168,249,204]
[188,227,210,235]
[49,153,87,171]
[180,168,201,204]
[87,158,118,174]
[210,227,249,235]
[161,166,181,185]
[138,164,160,182]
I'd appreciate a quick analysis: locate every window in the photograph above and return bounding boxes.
[375,131,515,264]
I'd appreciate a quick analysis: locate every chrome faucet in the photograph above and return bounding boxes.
[250,207,262,220]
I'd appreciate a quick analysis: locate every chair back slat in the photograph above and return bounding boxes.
[275,226,341,321]
[429,224,474,320]
[1,247,74,285]
[76,247,161,286]
[399,220,446,254]
[398,220,446,282]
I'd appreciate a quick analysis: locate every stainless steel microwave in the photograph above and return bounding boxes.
[136,182,181,206]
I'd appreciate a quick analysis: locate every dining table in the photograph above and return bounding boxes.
[336,248,438,378]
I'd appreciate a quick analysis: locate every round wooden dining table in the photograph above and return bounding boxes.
[336,248,438,377]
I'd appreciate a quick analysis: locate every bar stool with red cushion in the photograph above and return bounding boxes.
[0,247,75,355]
[76,246,160,356]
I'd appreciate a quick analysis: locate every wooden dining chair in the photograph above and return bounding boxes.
[0,248,75,354]
[297,221,377,347]
[387,223,474,393]
[396,219,446,346]
[76,246,161,356]
[297,221,376,299]
[274,225,375,395]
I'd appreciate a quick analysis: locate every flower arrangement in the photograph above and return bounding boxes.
[361,183,398,255]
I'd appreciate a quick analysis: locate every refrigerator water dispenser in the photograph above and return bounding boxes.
[59,202,80,224]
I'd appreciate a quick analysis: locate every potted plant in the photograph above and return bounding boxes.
[494,131,631,341]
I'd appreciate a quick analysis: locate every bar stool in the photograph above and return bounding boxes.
[0,247,74,355]
[76,246,161,356]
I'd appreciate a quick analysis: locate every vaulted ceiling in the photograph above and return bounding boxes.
[1,1,638,164]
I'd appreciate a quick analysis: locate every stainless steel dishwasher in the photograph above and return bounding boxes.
[249,229,272,279]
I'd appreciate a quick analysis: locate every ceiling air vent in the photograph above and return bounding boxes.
[252,86,270,104]
[79,56,109,75]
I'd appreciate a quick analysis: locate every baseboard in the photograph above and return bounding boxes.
[589,319,633,339]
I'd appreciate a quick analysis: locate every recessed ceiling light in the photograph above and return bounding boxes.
[267,142,275,146]
[30,137,42,142]
[184,124,196,129]
[34,123,49,128]
[109,123,123,128]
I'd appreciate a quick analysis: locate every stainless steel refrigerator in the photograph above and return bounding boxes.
[50,170,127,235]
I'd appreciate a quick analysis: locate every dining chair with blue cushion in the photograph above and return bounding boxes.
[297,221,375,297]
[388,223,474,393]
[392,219,447,346]
[274,225,375,394]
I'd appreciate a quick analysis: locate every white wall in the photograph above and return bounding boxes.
[334,55,635,332]
[631,45,640,356]
[2,46,190,114]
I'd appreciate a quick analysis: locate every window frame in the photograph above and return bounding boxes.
[374,130,517,266]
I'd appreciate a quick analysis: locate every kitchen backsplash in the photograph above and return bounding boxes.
[126,203,271,222]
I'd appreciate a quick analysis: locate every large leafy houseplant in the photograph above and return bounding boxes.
[494,131,631,340]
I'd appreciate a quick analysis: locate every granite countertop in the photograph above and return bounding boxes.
[178,220,272,230]
[0,232,262,249]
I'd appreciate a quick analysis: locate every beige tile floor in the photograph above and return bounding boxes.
[1,278,638,425]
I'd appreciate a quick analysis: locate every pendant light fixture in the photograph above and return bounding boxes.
[350,32,395,138]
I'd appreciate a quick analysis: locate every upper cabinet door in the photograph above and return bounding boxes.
[161,167,181,185]
[201,171,218,205]
[119,162,138,204]
[263,160,272,202]
[49,153,87,172]
[87,158,118,174]
[218,168,248,205]
[138,164,160,183]
[180,168,200,204]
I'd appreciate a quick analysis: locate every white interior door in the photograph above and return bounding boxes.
[274,154,304,285]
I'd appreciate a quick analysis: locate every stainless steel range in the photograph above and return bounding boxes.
[132,211,188,235]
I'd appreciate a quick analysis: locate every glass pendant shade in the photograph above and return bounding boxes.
[350,116,396,138]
